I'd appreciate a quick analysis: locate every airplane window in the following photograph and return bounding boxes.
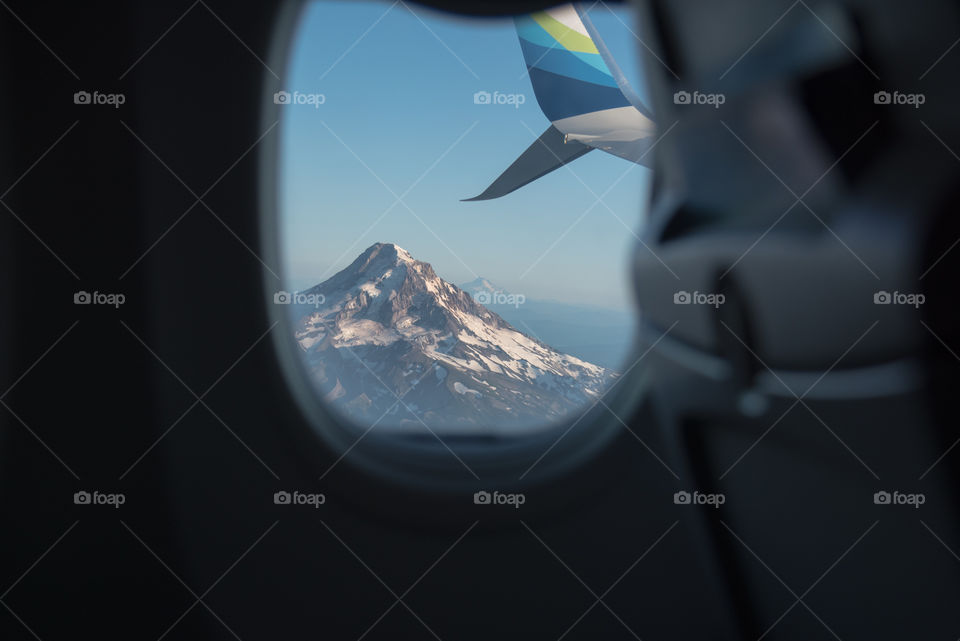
[274,1,653,435]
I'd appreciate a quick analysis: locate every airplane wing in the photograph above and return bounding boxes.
[462,125,591,202]
[464,3,655,201]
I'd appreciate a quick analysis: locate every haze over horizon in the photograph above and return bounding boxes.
[285,241,634,311]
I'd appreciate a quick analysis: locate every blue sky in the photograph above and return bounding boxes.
[278,1,653,310]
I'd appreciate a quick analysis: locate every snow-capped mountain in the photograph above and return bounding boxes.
[460,277,505,298]
[290,243,617,433]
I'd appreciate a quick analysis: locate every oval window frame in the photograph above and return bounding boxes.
[258,0,652,493]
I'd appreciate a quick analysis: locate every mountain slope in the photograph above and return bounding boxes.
[459,277,635,370]
[290,243,617,433]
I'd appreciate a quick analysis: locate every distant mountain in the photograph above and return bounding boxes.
[289,243,617,433]
[459,278,636,371]
[460,277,501,297]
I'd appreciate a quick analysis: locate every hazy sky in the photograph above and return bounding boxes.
[278,1,653,309]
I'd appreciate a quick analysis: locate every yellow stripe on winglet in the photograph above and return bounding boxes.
[531,11,599,54]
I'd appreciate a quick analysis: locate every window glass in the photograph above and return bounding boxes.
[277,1,652,434]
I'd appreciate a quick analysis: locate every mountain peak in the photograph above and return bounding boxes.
[293,244,615,432]
[460,277,510,297]
[355,242,415,268]
[461,277,496,292]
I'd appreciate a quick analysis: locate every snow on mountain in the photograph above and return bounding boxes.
[290,243,617,433]
[459,277,635,370]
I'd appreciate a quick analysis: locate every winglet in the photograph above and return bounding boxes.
[513,4,632,122]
